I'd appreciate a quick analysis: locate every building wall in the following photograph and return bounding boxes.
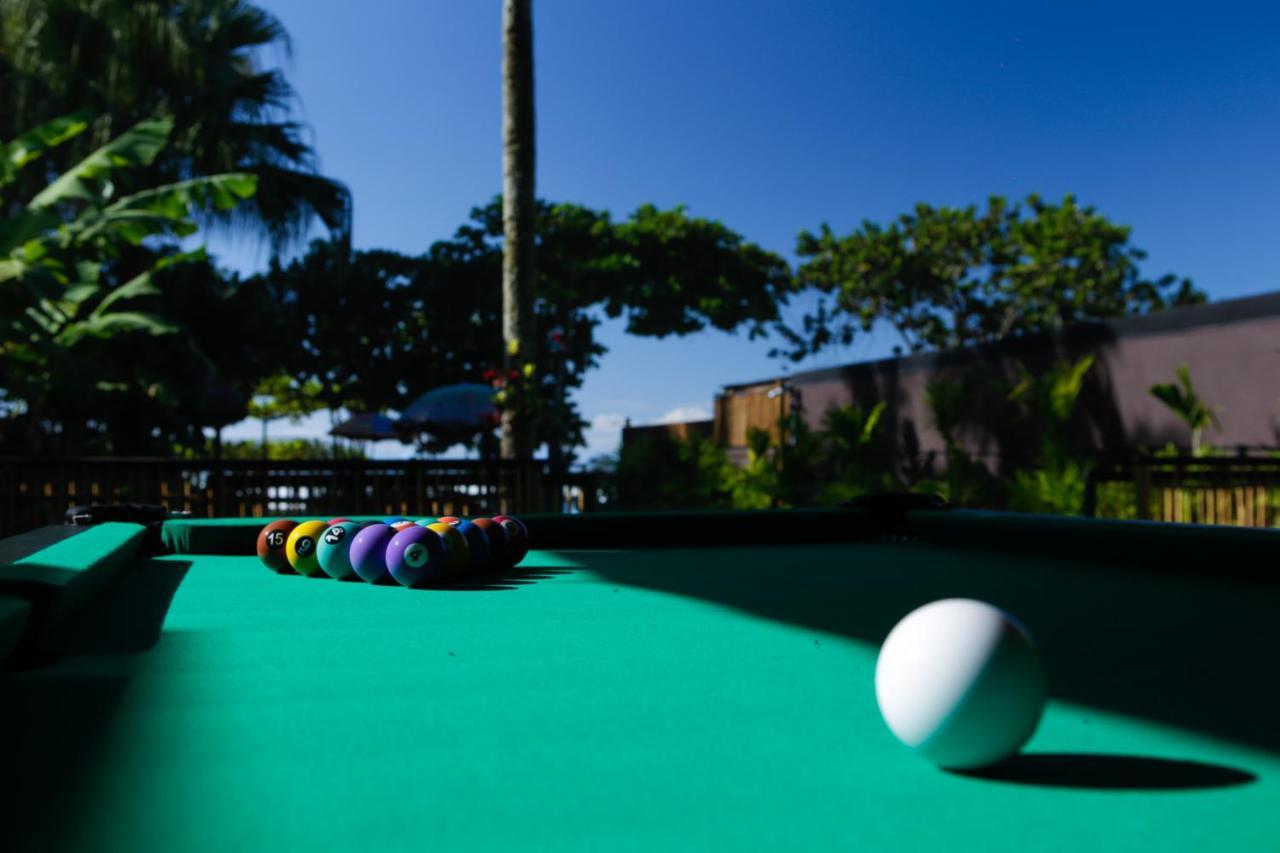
[714,293,1280,468]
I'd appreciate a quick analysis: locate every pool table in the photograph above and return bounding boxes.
[2,503,1278,852]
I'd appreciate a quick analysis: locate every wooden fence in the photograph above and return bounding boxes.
[0,457,602,537]
[1085,455,1280,528]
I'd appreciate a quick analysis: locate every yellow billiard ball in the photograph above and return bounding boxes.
[285,520,329,576]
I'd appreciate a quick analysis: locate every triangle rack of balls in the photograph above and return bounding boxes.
[256,515,529,586]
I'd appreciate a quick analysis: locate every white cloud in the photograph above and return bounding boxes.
[657,405,712,424]
[581,412,629,459]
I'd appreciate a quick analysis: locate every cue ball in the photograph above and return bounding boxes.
[492,515,529,566]
[257,520,299,572]
[316,521,362,580]
[285,520,329,576]
[874,598,1047,770]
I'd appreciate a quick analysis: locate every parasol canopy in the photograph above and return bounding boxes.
[330,412,401,440]
[400,383,499,434]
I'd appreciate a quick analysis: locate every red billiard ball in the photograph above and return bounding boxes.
[256,519,298,573]
[491,515,529,567]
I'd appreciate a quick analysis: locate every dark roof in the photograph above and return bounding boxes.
[723,290,1280,392]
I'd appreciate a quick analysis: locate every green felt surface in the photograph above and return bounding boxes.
[5,541,1278,852]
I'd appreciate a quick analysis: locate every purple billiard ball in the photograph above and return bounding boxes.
[386,525,449,588]
[349,523,398,584]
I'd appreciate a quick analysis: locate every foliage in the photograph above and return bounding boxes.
[621,403,894,510]
[215,439,365,460]
[1001,355,1096,513]
[616,431,731,509]
[1149,363,1219,454]
[924,371,1001,505]
[785,194,1204,357]
[0,112,256,453]
[1007,355,1095,467]
[261,199,793,462]
[247,375,326,425]
[0,0,347,246]
[1005,461,1090,515]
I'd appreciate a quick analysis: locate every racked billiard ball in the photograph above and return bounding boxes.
[412,517,439,527]
[349,523,397,584]
[317,521,363,580]
[451,520,491,574]
[382,516,409,526]
[257,519,298,573]
[285,520,328,576]
[390,520,417,532]
[386,525,448,587]
[426,522,470,575]
[469,518,509,570]
[492,515,529,566]
[436,516,461,525]
[326,517,352,525]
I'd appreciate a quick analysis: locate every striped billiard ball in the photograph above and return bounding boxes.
[285,520,328,576]
[317,521,363,580]
[256,519,298,573]
[426,522,470,575]
[492,515,529,566]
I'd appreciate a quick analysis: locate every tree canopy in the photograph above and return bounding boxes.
[0,0,347,246]
[256,198,794,461]
[784,194,1206,357]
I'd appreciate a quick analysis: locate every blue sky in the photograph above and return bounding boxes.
[218,0,1280,458]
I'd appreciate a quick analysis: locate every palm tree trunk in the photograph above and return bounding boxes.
[501,0,536,461]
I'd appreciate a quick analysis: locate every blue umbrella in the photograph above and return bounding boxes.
[330,413,401,440]
[400,383,498,434]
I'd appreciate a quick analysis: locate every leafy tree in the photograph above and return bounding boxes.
[0,0,347,246]
[263,199,793,463]
[247,374,327,447]
[1149,363,1219,454]
[785,194,1205,357]
[617,430,730,509]
[214,438,365,460]
[0,112,256,453]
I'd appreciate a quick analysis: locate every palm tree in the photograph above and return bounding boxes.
[0,0,348,248]
[501,0,536,459]
[1150,363,1219,454]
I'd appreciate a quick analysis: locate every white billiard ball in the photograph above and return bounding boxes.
[875,598,1047,770]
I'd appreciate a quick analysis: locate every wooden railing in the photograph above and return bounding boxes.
[1085,454,1280,528]
[0,457,603,537]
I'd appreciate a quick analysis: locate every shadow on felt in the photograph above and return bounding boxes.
[954,752,1256,790]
